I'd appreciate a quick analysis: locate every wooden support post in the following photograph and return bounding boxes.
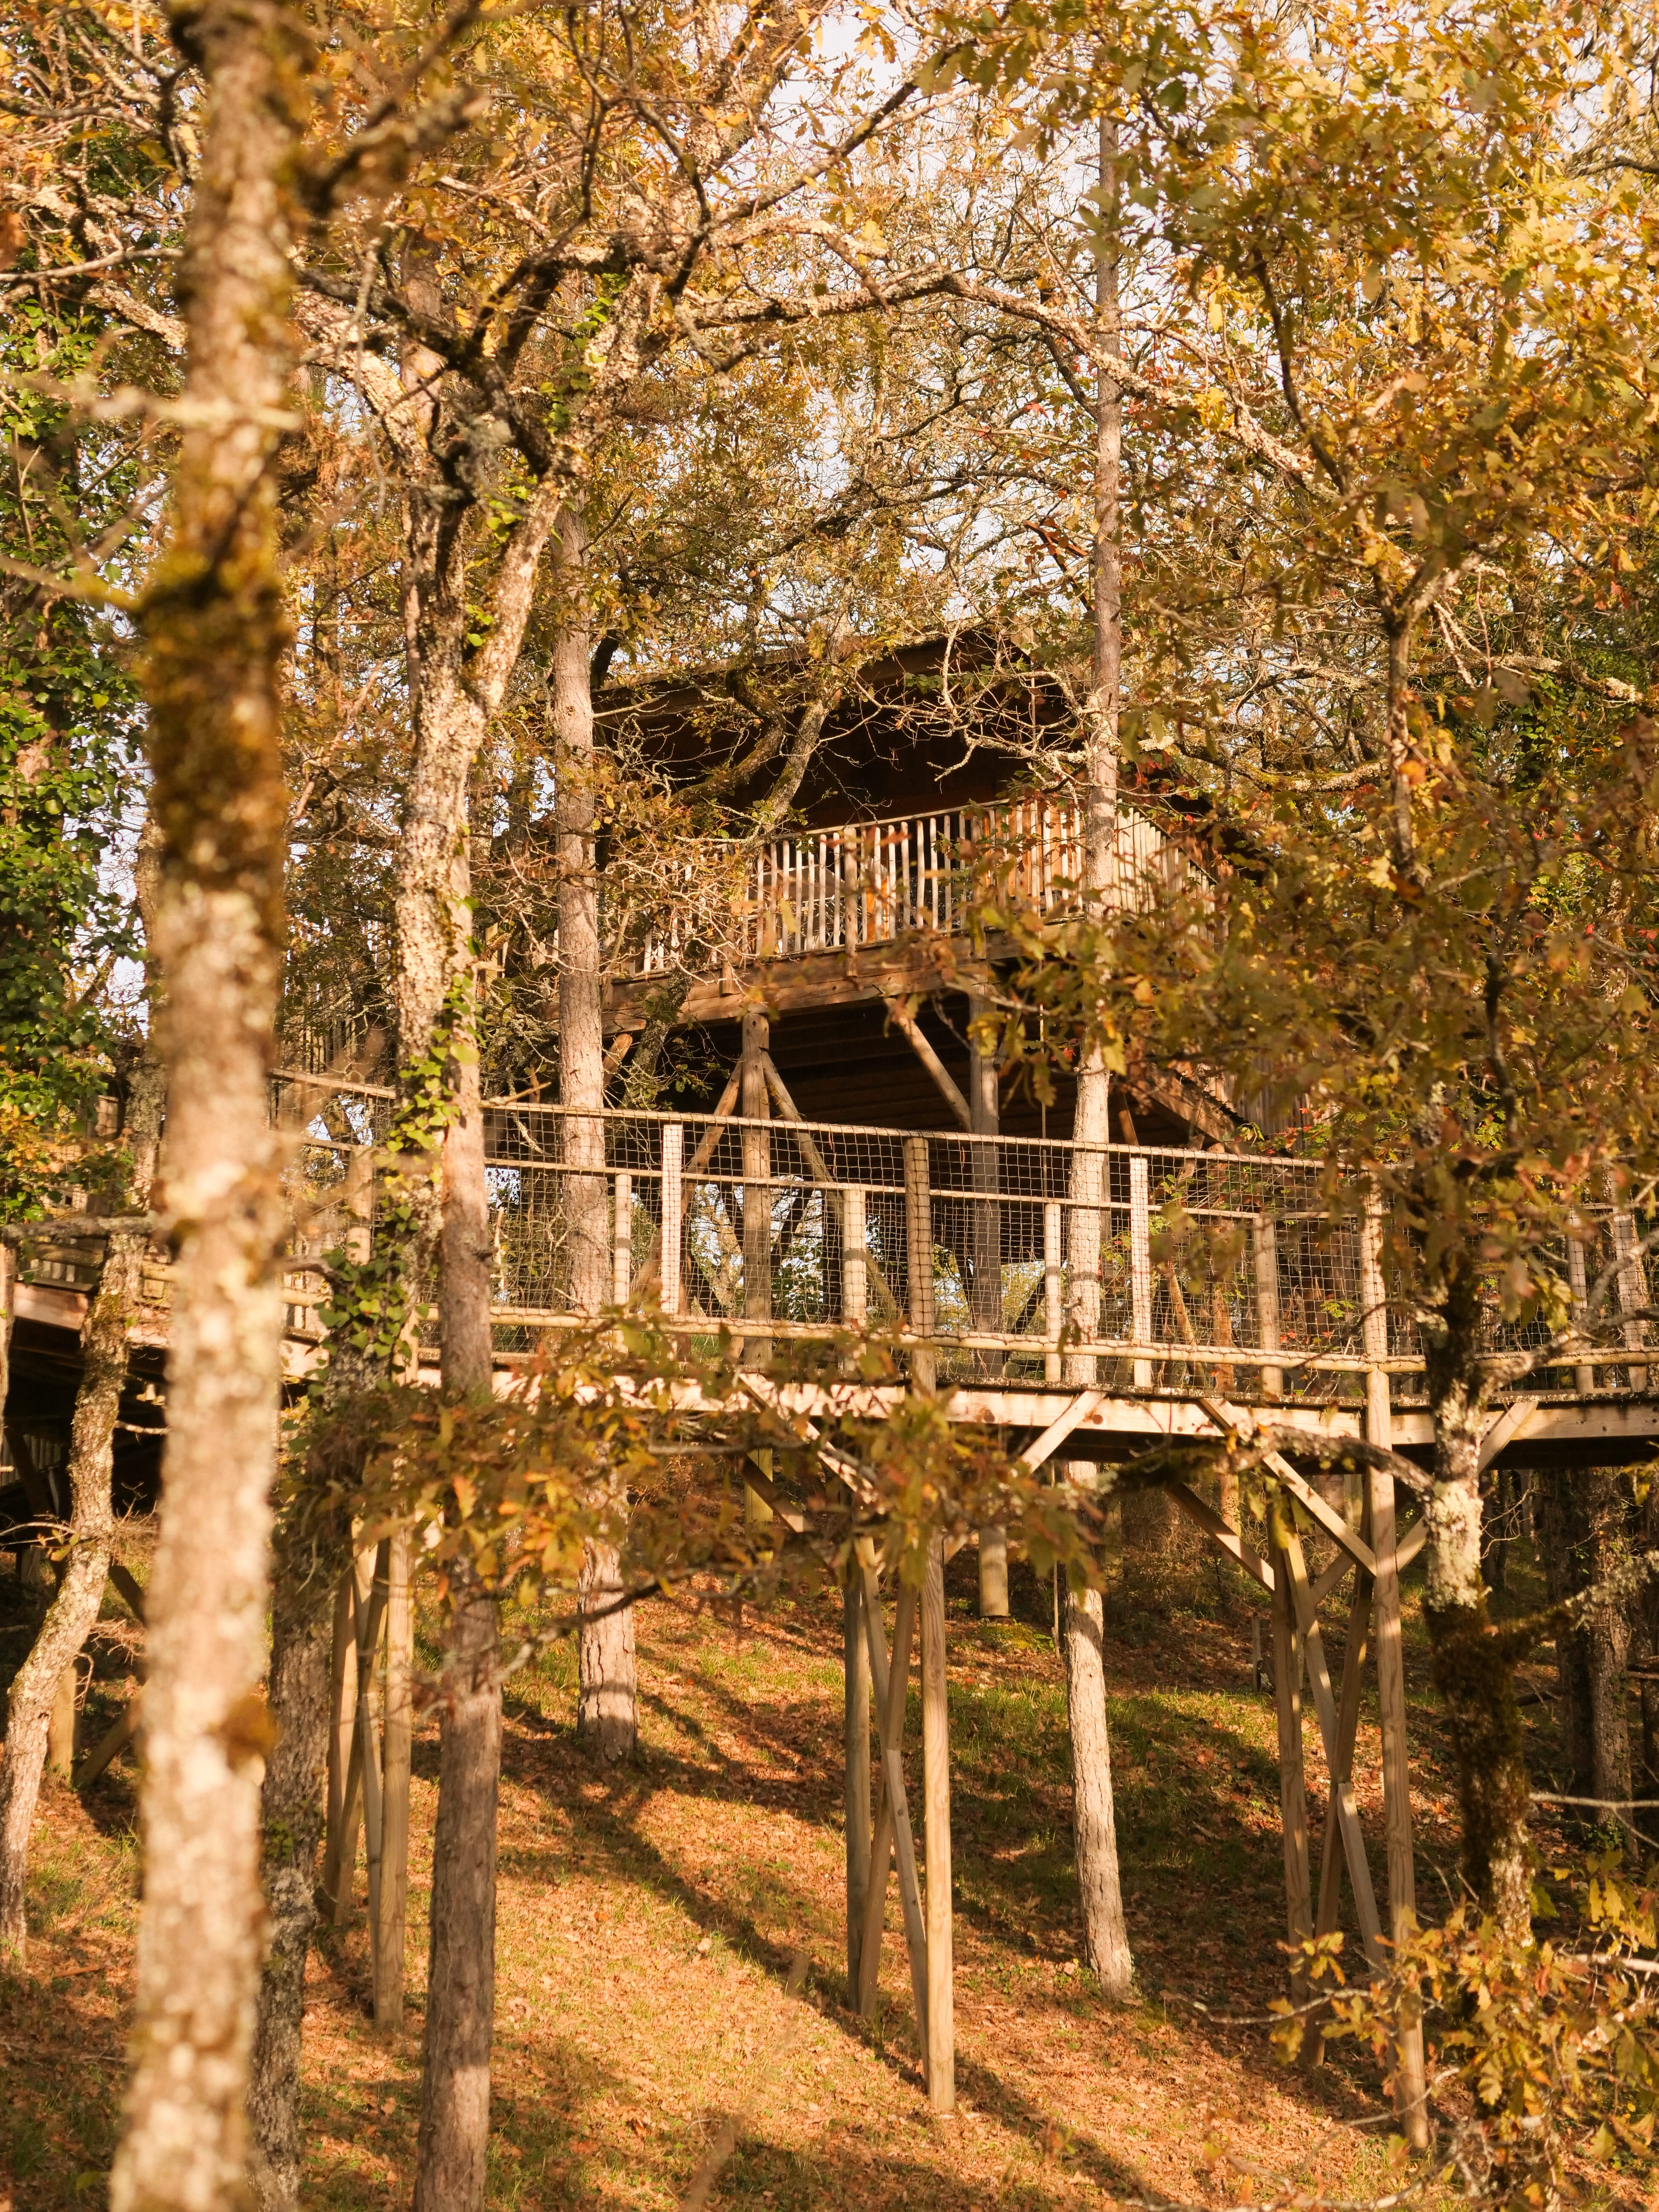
[612,1171,632,1304]
[1612,1203,1648,1389]
[845,1571,871,2005]
[1362,1194,1428,2147]
[968,997,1007,1612]
[375,1527,413,2026]
[857,1569,929,2054]
[1315,1564,1374,1943]
[841,1185,867,1331]
[1278,1528,1384,1968]
[660,1123,683,1315]
[742,1008,772,1365]
[922,1536,954,2111]
[904,1135,936,1393]
[1043,1199,1063,1384]
[1128,1153,1153,1388]
[1565,1214,1595,1396]
[1267,1503,1313,1994]
[1252,1214,1282,1400]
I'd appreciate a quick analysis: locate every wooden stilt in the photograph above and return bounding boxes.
[375,1527,413,2026]
[741,1008,772,1366]
[1362,1196,1428,2147]
[1315,1564,1373,1942]
[844,1572,871,2005]
[1279,1528,1383,1967]
[857,1568,929,2057]
[1268,1504,1313,1996]
[922,1535,955,2110]
[903,1135,936,1393]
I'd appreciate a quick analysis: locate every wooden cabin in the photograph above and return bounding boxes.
[588,634,1231,1145]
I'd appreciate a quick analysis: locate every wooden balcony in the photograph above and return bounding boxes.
[617,792,1187,1022]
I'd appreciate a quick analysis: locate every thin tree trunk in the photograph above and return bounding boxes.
[247,1408,360,2212]
[108,6,301,2203]
[0,1217,148,1953]
[1420,1275,1531,1940]
[556,509,637,1761]
[1053,110,1133,2000]
[1061,1539,1132,1995]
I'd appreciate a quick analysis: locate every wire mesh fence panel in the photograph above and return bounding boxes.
[25,1085,1650,1399]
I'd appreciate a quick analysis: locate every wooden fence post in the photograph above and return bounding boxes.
[904,1135,936,1393]
[922,1535,955,2111]
[1043,1199,1063,1384]
[1612,1202,1648,1389]
[1252,1214,1282,1401]
[841,1185,867,1330]
[612,1171,632,1304]
[1565,1212,1595,1397]
[1129,1153,1153,1388]
[1362,1193,1428,2147]
[660,1123,683,1316]
[742,1007,772,1366]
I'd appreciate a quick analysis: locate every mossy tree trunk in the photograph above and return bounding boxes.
[1420,1263,1532,1940]
[108,7,305,2206]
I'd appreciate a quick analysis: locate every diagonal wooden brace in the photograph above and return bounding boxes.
[1276,1519,1384,1970]
[1166,1481,1275,1595]
[1199,1397,1376,1574]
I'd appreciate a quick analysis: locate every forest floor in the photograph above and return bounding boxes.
[0,1519,1574,2212]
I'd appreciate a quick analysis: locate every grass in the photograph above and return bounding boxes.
[0,1516,1574,2210]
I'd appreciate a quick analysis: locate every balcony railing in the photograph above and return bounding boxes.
[260,1094,1653,1399]
[635,792,1185,974]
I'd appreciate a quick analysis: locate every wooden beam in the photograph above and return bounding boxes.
[1478,1397,1540,1471]
[108,1560,147,1625]
[1198,1396,1377,1575]
[884,1001,972,1131]
[1394,1514,1425,1573]
[1278,1528,1384,1969]
[1165,1481,1274,1595]
[75,1688,141,1789]
[1019,1388,1109,1472]
[1268,1511,1313,1998]
[1316,1565,1374,1944]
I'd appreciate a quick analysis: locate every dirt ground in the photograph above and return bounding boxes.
[0,1523,1565,2210]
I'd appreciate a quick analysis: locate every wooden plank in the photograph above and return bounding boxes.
[75,1688,141,1789]
[859,1569,929,2050]
[885,1000,972,1131]
[922,1537,955,2111]
[904,1138,937,1395]
[845,1575,871,2005]
[1279,1529,1384,1968]
[1166,1481,1275,1595]
[1268,1512,1313,1994]
[1394,1515,1425,1573]
[1198,1396,1377,1574]
[1310,1550,1356,1611]
[1478,1397,1540,1471]
[1019,1388,1109,1473]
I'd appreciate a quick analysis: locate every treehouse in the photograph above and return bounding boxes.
[587,634,1233,1146]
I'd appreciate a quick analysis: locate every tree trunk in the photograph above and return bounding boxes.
[108,7,302,2204]
[247,1409,360,2212]
[556,510,637,1761]
[413,1568,500,2212]
[1540,1467,1632,1831]
[1061,1540,1133,1997]
[0,1216,149,1954]
[1420,1280,1531,1941]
